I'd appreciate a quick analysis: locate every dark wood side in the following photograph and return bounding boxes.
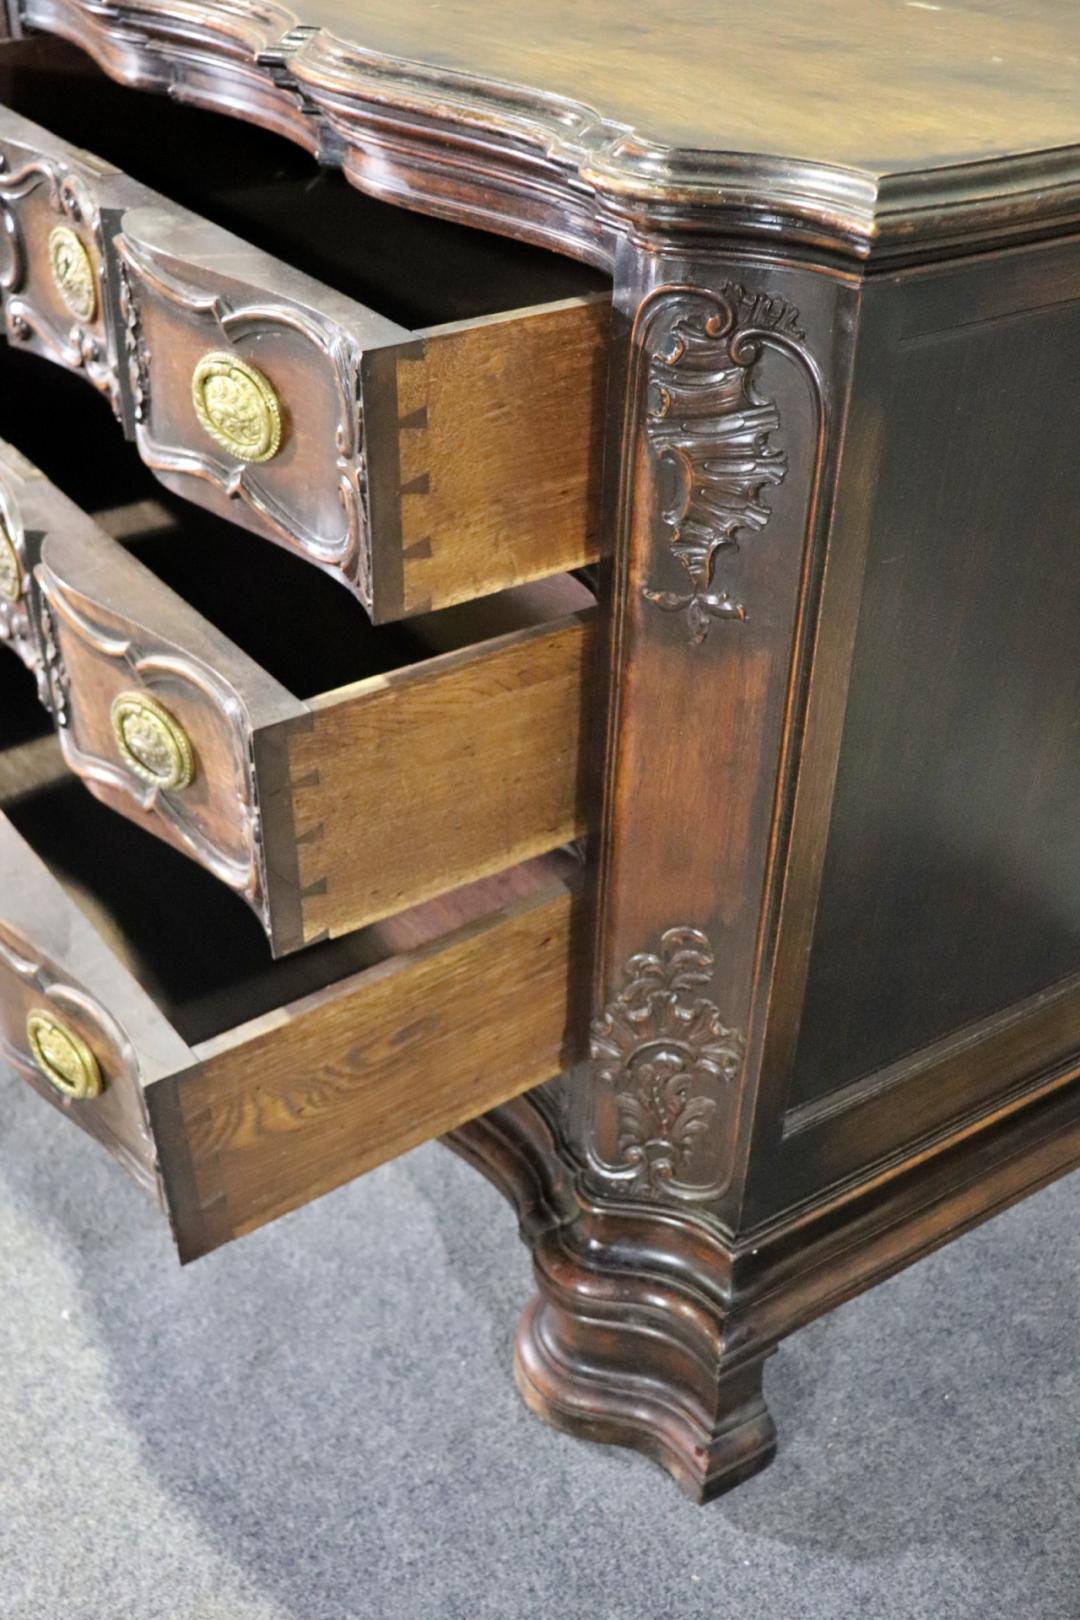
[475,225,1080,1499]
[751,234,1080,1213]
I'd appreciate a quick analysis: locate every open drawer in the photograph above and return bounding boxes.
[3,434,594,955]
[0,43,611,620]
[0,751,583,1261]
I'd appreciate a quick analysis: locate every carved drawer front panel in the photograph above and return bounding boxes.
[110,206,608,621]
[0,106,134,402]
[13,442,594,956]
[0,796,583,1261]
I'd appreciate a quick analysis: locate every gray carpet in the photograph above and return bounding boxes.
[1,1066,1078,1620]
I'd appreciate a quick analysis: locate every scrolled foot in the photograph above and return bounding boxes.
[514,1226,776,1503]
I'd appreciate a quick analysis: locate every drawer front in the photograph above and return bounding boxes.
[0,806,582,1262]
[111,210,392,611]
[35,549,279,929]
[0,916,158,1192]
[0,107,120,399]
[0,808,193,1198]
[0,444,296,933]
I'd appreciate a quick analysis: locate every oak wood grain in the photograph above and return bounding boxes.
[282,610,593,946]
[384,298,609,617]
[153,874,583,1259]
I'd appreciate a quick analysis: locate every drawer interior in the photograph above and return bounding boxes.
[1,753,579,1049]
[0,36,609,325]
[121,510,595,704]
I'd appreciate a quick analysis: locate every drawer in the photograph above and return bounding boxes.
[0,79,610,621]
[8,439,594,956]
[0,768,582,1260]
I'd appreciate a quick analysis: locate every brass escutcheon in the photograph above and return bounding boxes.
[26,1009,102,1100]
[47,225,96,323]
[111,690,195,790]
[0,513,20,604]
[191,351,282,463]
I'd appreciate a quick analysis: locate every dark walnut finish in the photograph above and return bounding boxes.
[2,8,1080,1501]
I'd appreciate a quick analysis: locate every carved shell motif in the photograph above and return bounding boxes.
[641,284,804,644]
[589,927,745,1201]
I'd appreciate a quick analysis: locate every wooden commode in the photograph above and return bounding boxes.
[1,3,1079,1501]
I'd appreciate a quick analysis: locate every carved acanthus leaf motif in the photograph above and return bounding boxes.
[641,284,803,644]
[588,927,745,1201]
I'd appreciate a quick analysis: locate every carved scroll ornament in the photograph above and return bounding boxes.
[588,927,745,1203]
[637,283,817,644]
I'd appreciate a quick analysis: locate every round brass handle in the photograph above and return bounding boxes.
[191,351,283,463]
[111,691,195,791]
[47,225,97,323]
[26,1009,103,1100]
[0,510,21,604]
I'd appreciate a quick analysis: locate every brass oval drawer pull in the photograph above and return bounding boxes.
[191,351,283,463]
[0,510,21,604]
[47,225,97,323]
[111,691,195,790]
[26,1009,103,1100]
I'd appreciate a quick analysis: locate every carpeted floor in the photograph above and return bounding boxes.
[1,1065,1078,1620]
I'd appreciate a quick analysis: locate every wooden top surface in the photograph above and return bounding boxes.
[18,0,1080,258]
[306,0,1078,174]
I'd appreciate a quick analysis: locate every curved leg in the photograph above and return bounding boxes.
[516,1235,776,1502]
[447,1094,776,1502]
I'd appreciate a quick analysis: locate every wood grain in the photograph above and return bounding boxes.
[283,611,593,945]
[385,298,609,617]
[150,876,583,1260]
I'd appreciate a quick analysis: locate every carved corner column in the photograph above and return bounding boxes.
[453,231,857,1501]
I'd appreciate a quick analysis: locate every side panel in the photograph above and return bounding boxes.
[771,236,1080,1210]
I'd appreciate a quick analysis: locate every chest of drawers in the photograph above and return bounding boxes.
[2,4,1080,1504]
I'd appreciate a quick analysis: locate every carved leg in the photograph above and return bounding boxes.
[515,1230,776,1502]
[449,1094,776,1502]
